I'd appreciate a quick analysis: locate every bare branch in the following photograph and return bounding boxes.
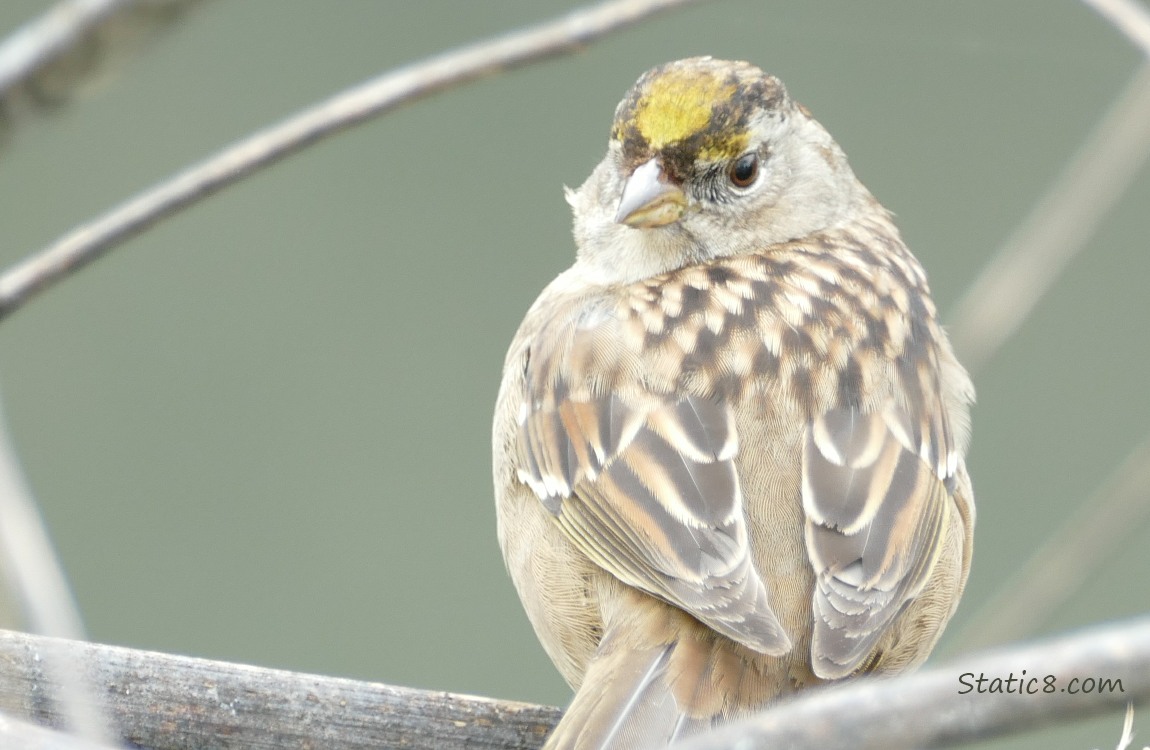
[0,0,129,95]
[0,629,560,750]
[0,0,209,120]
[948,0,1150,372]
[3,618,1150,750]
[0,401,83,641]
[0,713,119,750]
[947,62,1150,374]
[679,615,1150,750]
[944,0,1150,668]
[951,431,1150,652]
[1114,703,1138,750]
[0,399,113,744]
[1082,0,1150,56]
[0,0,703,322]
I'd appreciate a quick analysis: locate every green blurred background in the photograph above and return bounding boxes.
[0,1,1147,748]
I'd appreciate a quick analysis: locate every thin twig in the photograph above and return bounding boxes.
[1113,703,1136,750]
[0,0,209,124]
[948,0,1150,372]
[946,0,1150,657]
[0,0,703,321]
[0,4,208,743]
[679,615,1150,750]
[0,399,113,744]
[947,62,1150,373]
[0,0,129,95]
[949,431,1150,652]
[1082,0,1150,56]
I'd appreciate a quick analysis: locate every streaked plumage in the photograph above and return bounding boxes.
[493,58,974,749]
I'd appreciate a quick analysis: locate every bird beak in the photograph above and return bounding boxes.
[614,158,687,228]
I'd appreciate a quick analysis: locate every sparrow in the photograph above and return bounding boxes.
[492,57,975,749]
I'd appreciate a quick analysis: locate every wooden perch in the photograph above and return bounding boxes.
[681,614,1150,749]
[0,629,560,749]
[0,712,118,750]
[1,616,1149,749]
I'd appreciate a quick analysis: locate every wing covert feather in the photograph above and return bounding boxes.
[802,404,954,678]
[518,384,791,656]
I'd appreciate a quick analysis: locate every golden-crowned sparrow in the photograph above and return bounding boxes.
[493,57,975,749]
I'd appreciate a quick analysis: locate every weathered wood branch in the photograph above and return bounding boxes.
[681,614,1150,749]
[0,629,561,749]
[2,617,1150,749]
[0,712,118,750]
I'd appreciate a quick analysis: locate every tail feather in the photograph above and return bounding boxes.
[544,639,710,749]
[542,592,793,749]
[592,644,674,747]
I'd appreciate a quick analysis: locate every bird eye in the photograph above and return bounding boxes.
[729,153,759,188]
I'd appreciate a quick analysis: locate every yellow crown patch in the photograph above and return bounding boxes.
[633,68,736,150]
[613,60,771,164]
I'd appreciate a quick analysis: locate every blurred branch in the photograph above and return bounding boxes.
[951,432,1150,652]
[948,0,1150,373]
[1116,704,1141,750]
[1083,0,1150,56]
[0,400,84,648]
[0,714,119,750]
[947,0,1150,662]
[0,629,561,750]
[679,615,1150,750]
[3,618,1150,750]
[0,0,129,95]
[0,0,703,321]
[947,61,1150,373]
[0,0,204,128]
[0,399,112,744]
